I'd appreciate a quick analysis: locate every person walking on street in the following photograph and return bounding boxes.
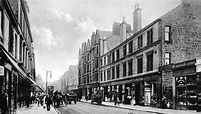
[114,89,119,106]
[45,94,52,111]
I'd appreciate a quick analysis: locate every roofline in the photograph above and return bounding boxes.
[101,19,162,57]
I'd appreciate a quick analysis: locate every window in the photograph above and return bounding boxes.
[128,59,133,76]
[137,55,143,73]
[95,59,98,68]
[165,26,171,41]
[104,57,106,65]
[104,70,106,81]
[8,24,14,55]
[129,41,133,53]
[112,66,115,79]
[100,59,103,66]
[112,52,115,62]
[147,28,153,45]
[123,44,127,56]
[116,64,120,78]
[107,54,111,64]
[123,61,127,77]
[95,72,98,81]
[107,68,111,80]
[0,7,3,42]
[15,34,18,59]
[100,71,103,82]
[116,49,120,60]
[147,51,153,71]
[96,46,99,55]
[165,53,171,65]
[138,35,143,48]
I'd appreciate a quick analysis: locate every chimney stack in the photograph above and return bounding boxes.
[133,4,141,34]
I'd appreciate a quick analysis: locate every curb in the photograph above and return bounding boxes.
[54,106,61,114]
[79,100,163,114]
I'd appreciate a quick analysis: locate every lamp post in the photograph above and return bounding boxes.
[46,71,52,94]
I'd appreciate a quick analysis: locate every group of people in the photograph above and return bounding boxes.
[35,94,52,111]
[35,90,69,111]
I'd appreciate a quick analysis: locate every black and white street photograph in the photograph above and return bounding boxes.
[0,0,201,114]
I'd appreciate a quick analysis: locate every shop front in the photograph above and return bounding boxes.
[105,72,159,106]
[172,59,198,110]
[0,48,36,114]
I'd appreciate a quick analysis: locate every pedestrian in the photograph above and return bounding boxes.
[40,95,44,106]
[25,95,30,108]
[45,94,52,111]
[162,95,167,109]
[0,91,8,114]
[113,89,118,106]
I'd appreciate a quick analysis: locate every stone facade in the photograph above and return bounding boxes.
[78,1,201,110]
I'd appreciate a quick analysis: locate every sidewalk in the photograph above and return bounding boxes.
[80,99,199,114]
[16,103,58,114]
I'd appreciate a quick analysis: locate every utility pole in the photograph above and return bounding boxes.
[46,71,52,94]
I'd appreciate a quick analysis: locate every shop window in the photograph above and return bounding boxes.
[128,59,133,76]
[123,44,127,56]
[116,49,120,60]
[137,55,143,73]
[123,61,127,77]
[116,64,120,78]
[176,76,197,110]
[165,53,171,65]
[147,28,153,45]
[128,40,133,53]
[138,34,143,49]
[165,26,171,41]
[147,51,153,71]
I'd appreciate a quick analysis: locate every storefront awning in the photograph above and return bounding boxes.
[0,47,37,85]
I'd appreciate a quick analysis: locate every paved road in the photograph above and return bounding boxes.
[57,102,159,114]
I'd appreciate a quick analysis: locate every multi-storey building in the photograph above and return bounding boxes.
[79,0,201,110]
[78,30,111,99]
[0,0,37,113]
[60,65,78,92]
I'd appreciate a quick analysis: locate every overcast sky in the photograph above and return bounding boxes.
[26,0,181,82]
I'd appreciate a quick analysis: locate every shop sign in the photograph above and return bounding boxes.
[176,76,186,86]
[0,66,4,76]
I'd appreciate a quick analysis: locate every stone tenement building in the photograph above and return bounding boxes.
[60,65,78,92]
[78,0,201,110]
[0,0,37,113]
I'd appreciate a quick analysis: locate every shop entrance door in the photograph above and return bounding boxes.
[135,83,140,105]
[119,85,122,101]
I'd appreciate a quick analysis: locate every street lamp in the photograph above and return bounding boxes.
[46,71,52,94]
